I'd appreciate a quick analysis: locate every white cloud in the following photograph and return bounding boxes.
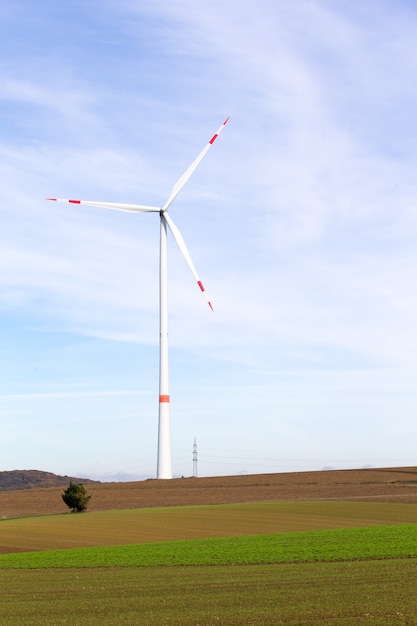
[1,0,417,477]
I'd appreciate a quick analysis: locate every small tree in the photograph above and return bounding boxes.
[62,482,91,513]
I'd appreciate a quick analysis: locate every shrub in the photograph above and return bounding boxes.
[62,482,91,513]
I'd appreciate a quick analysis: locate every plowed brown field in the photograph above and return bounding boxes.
[1,466,417,518]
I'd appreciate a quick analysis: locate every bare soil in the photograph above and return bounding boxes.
[1,466,417,518]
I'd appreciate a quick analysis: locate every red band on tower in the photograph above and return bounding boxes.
[159,395,170,403]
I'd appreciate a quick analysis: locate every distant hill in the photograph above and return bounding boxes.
[0,470,100,492]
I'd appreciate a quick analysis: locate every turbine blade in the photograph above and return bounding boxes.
[47,198,160,213]
[161,116,230,212]
[163,213,213,311]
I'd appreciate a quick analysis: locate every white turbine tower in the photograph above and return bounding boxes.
[48,117,229,479]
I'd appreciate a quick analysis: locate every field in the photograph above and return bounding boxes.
[2,559,417,625]
[1,465,417,518]
[2,467,417,625]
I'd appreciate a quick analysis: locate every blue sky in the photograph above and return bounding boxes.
[1,0,417,480]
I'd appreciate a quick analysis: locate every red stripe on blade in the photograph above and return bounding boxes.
[209,133,218,145]
[69,199,81,204]
[197,281,205,292]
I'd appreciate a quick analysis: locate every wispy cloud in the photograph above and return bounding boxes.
[1,0,417,477]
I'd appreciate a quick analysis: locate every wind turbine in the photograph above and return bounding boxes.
[48,117,229,479]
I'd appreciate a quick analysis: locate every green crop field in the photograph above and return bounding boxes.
[2,559,416,625]
[1,523,417,568]
[2,500,417,624]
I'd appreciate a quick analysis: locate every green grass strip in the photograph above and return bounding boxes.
[1,523,416,569]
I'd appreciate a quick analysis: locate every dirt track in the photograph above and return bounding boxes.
[1,466,417,518]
